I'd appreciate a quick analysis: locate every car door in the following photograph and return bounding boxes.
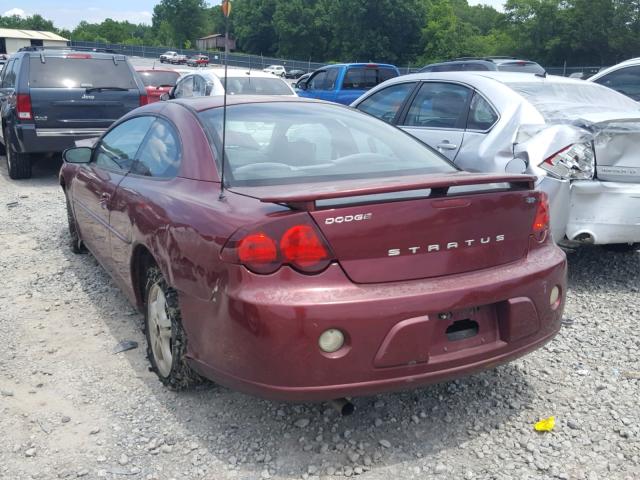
[398,81,473,161]
[71,116,155,270]
[452,92,500,173]
[109,117,182,287]
[355,82,418,124]
[299,70,333,101]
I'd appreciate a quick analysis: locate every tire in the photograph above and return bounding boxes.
[65,194,86,254]
[601,243,639,253]
[144,266,203,390]
[5,129,32,180]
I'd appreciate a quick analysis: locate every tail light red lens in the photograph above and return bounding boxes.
[223,215,334,274]
[238,232,278,265]
[17,94,33,120]
[139,95,149,106]
[532,192,550,242]
[280,225,330,269]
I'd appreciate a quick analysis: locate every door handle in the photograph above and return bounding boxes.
[437,142,458,151]
[99,192,110,209]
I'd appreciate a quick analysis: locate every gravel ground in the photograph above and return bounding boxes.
[1,158,639,480]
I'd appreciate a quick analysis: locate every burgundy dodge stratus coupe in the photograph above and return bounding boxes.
[59,96,566,402]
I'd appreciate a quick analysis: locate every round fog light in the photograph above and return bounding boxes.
[318,329,345,353]
[550,286,560,307]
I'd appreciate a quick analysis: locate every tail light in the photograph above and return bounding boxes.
[541,143,594,180]
[223,215,334,274]
[139,95,149,106]
[532,192,550,242]
[17,94,33,120]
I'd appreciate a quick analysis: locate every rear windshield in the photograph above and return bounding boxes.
[138,70,180,87]
[342,67,398,90]
[198,102,455,187]
[505,81,640,120]
[225,77,292,95]
[29,57,137,89]
[497,62,546,74]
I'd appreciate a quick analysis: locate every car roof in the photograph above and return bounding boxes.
[323,63,397,69]
[173,95,328,112]
[589,58,640,81]
[136,68,179,73]
[18,48,126,60]
[200,68,285,79]
[394,71,580,86]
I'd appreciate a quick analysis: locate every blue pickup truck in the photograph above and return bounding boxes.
[296,63,400,105]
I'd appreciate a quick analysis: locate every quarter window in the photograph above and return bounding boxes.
[193,75,208,97]
[593,66,640,101]
[357,82,416,123]
[133,119,181,178]
[403,82,472,129]
[467,93,498,131]
[94,117,155,172]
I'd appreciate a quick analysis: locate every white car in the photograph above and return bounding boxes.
[159,51,179,63]
[168,68,297,98]
[352,71,640,250]
[263,65,286,77]
[589,58,640,102]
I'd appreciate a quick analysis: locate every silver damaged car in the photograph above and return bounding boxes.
[352,72,640,250]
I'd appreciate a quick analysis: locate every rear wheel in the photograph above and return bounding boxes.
[144,266,203,390]
[65,194,86,254]
[5,129,32,180]
[602,243,639,253]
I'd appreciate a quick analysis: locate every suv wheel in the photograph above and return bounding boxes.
[144,266,203,390]
[5,129,32,180]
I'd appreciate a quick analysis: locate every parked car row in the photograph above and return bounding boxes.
[159,51,209,66]
[2,46,638,408]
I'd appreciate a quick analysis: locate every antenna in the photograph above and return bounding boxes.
[219,0,232,199]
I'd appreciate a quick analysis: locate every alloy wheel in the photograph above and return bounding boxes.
[147,283,173,377]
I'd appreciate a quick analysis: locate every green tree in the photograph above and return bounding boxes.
[152,0,209,47]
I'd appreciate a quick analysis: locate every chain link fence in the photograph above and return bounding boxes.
[69,40,607,78]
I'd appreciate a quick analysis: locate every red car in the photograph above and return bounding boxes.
[136,69,181,103]
[59,97,566,403]
[187,55,210,67]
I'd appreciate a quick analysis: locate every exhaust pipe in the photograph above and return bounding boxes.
[329,398,355,416]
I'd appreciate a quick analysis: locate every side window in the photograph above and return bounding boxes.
[2,59,15,88]
[594,66,640,101]
[175,76,193,98]
[403,82,472,129]
[463,63,491,71]
[342,67,377,90]
[193,75,207,97]
[308,71,327,90]
[467,93,498,131]
[94,117,155,172]
[133,119,181,178]
[357,82,416,123]
[325,69,339,90]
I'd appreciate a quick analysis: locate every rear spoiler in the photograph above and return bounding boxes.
[246,173,536,211]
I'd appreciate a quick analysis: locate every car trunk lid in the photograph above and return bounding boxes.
[230,173,539,283]
[580,113,640,183]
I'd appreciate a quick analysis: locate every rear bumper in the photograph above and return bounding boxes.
[15,124,106,154]
[180,243,567,401]
[566,180,640,244]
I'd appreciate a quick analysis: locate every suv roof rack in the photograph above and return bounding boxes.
[452,56,518,62]
[18,45,120,54]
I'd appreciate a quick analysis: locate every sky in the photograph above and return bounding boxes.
[2,0,503,30]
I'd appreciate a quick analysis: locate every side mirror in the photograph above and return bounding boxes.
[63,147,92,164]
[298,81,308,91]
[159,93,170,101]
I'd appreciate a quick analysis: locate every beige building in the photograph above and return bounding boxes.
[0,28,68,54]
[196,34,236,52]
